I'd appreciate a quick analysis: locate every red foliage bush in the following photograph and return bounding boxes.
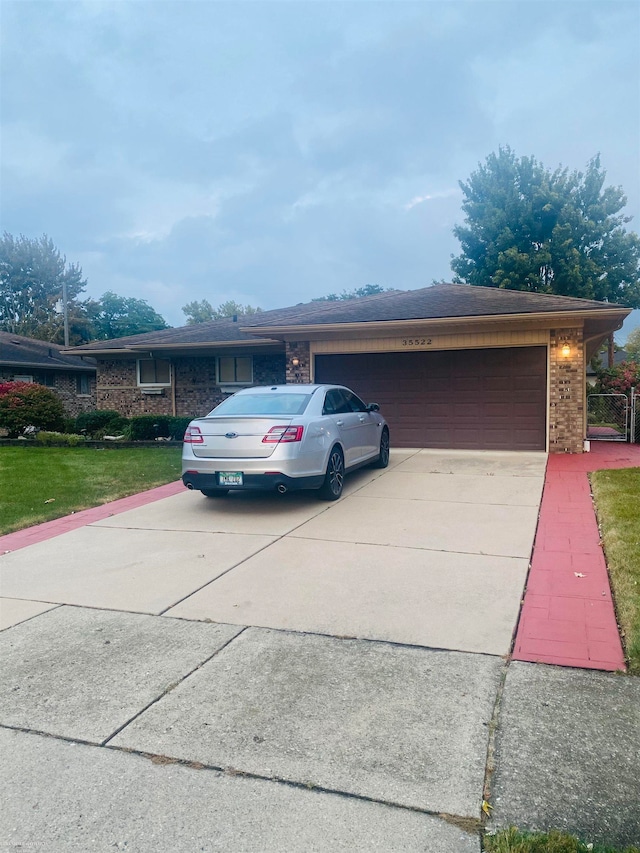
[0,381,66,437]
[595,361,640,398]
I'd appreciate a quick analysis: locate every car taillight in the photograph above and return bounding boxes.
[183,425,204,444]
[262,425,304,443]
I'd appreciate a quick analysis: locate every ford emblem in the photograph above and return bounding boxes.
[225,432,238,439]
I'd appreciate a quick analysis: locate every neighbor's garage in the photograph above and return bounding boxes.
[314,346,547,451]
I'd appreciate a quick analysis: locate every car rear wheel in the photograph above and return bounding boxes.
[372,428,390,468]
[319,446,344,501]
[201,489,229,497]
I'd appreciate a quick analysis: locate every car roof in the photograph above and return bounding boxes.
[235,384,343,394]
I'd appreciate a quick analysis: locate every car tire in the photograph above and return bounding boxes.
[372,428,390,468]
[319,446,344,501]
[201,489,229,497]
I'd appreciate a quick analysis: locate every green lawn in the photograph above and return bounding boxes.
[590,467,640,675]
[0,445,183,536]
[485,827,639,853]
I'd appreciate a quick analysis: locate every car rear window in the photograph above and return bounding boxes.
[209,393,313,417]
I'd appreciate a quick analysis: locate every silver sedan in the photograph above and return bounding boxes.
[182,384,390,500]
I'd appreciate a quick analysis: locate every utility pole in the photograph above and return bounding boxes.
[62,279,70,347]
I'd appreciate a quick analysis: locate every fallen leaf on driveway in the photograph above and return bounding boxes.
[482,800,493,816]
[574,572,587,578]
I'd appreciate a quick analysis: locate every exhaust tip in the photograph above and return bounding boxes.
[277,484,287,494]
[186,483,194,490]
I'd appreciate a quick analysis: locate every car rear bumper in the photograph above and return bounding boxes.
[181,471,325,493]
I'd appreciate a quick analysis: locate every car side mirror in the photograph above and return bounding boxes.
[366,402,380,412]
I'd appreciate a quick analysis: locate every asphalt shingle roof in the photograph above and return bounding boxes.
[1,332,96,371]
[241,283,625,328]
[65,284,626,353]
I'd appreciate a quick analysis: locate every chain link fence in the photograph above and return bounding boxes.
[586,393,629,441]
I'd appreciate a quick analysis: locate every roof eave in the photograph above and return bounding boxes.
[1,359,96,371]
[242,307,631,337]
[65,338,282,356]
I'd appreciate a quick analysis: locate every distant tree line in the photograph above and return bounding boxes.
[0,233,169,345]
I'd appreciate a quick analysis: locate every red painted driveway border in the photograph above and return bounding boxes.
[513,442,640,672]
[0,480,185,554]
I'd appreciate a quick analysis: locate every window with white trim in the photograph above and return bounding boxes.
[137,358,171,386]
[217,356,253,385]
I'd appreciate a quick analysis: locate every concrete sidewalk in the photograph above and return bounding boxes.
[1,447,639,850]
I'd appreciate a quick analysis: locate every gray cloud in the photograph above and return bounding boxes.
[1,1,638,332]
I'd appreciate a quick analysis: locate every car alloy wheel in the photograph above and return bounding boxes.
[319,446,344,500]
[373,428,390,468]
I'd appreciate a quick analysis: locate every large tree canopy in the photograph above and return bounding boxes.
[0,232,88,341]
[451,148,640,307]
[182,299,261,324]
[0,233,170,343]
[313,284,390,302]
[85,291,169,339]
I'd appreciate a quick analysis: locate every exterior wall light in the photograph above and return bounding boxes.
[291,357,300,368]
[561,343,571,357]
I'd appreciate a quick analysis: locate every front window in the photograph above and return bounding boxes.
[217,356,253,385]
[137,358,171,386]
[76,374,91,395]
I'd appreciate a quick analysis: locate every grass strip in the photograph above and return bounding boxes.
[0,445,182,535]
[590,467,640,675]
[484,827,639,853]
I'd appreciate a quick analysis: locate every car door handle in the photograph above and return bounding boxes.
[336,420,344,426]
[358,416,366,422]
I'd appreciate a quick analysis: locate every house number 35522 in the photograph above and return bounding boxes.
[402,338,432,346]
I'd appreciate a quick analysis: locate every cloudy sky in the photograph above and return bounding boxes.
[2,0,639,339]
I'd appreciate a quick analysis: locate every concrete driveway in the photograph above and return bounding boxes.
[0,449,547,851]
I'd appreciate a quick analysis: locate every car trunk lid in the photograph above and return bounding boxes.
[190,416,295,459]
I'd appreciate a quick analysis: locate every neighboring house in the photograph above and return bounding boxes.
[586,349,633,386]
[0,331,97,417]
[66,283,630,454]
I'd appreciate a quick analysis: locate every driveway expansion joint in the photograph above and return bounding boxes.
[100,625,249,746]
[106,744,484,834]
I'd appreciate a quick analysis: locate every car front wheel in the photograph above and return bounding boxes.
[372,428,390,468]
[319,446,344,501]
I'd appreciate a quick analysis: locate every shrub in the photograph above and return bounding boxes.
[75,410,127,437]
[168,416,191,441]
[36,431,86,446]
[595,361,640,398]
[92,415,131,439]
[126,415,190,441]
[0,382,65,437]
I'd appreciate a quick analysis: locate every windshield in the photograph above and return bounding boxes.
[208,392,313,417]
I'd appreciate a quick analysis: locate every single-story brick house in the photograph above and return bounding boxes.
[0,331,97,417]
[66,284,630,453]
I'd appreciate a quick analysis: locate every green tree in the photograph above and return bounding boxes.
[451,148,640,307]
[85,292,169,339]
[0,233,89,342]
[625,326,640,359]
[313,284,390,302]
[182,299,261,324]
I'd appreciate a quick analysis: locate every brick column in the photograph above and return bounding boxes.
[548,328,585,453]
[285,342,311,384]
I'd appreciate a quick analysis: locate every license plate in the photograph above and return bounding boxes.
[218,471,243,486]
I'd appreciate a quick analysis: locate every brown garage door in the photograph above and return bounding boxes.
[314,347,547,451]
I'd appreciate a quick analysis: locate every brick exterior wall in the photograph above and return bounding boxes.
[548,327,585,454]
[0,368,96,418]
[285,342,311,384]
[96,354,286,418]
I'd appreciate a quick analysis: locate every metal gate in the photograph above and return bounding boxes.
[632,388,639,444]
[587,393,629,441]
